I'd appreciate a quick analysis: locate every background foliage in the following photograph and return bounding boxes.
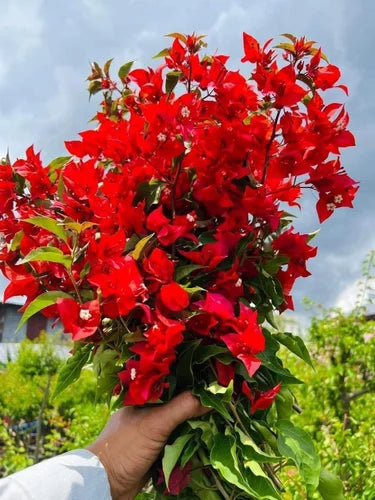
[0,334,108,477]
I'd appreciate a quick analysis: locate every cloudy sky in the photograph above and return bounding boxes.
[1,0,374,322]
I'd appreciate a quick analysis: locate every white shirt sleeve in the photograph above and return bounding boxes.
[0,449,112,499]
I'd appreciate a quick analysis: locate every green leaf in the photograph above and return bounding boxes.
[188,418,216,449]
[174,265,203,283]
[257,331,303,384]
[235,232,254,256]
[17,290,72,331]
[193,386,233,422]
[130,233,154,260]
[190,465,222,500]
[124,233,140,253]
[153,48,169,59]
[273,331,313,367]
[19,247,72,268]
[198,232,217,244]
[53,344,93,399]
[257,353,303,385]
[236,428,280,463]
[180,437,200,468]
[93,346,123,404]
[64,221,97,234]
[206,380,233,403]
[252,421,278,454]
[93,345,119,377]
[166,71,181,94]
[23,216,68,243]
[162,434,193,488]
[318,469,345,500]
[103,58,114,77]
[275,387,294,420]
[135,493,155,500]
[276,420,321,495]
[166,32,187,43]
[48,156,71,176]
[210,434,281,499]
[192,345,228,365]
[135,179,164,210]
[88,80,103,96]
[307,229,320,242]
[210,434,249,494]
[118,61,134,79]
[10,230,24,251]
[265,310,278,330]
[243,460,282,500]
[181,285,205,297]
[176,340,202,388]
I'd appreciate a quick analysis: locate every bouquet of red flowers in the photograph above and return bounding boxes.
[0,32,357,498]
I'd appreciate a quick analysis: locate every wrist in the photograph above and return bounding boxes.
[87,443,136,500]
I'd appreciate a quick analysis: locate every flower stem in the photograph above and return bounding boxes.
[261,108,281,185]
[198,449,230,500]
[229,401,248,437]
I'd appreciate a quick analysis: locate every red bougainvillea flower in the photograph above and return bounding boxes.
[157,462,193,496]
[119,359,170,406]
[0,163,15,213]
[159,281,190,311]
[215,360,236,387]
[242,381,282,414]
[143,248,175,292]
[2,265,40,304]
[222,306,265,377]
[273,228,317,278]
[88,256,147,318]
[57,298,100,340]
[118,317,184,405]
[13,145,54,199]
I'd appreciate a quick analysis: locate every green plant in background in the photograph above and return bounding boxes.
[0,334,109,477]
[279,251,375,499]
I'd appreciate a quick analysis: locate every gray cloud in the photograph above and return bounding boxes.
[0,0,373,319]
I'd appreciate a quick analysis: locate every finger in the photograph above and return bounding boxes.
[144,392,210,439]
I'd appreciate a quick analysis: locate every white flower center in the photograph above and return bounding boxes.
[157,132,167,142]
[326,203,336,211]
[130,368,137,380]
[79,309,92,321]
[334,194,343,204]
[235,278,242,288]
[186,214,195,223]
[181,106,190,118]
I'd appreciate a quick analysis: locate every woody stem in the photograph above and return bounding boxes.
[68,269,83,304]
[171,156,184,219]
[261,108,281,185]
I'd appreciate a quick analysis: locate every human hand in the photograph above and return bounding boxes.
[87,392,209,499]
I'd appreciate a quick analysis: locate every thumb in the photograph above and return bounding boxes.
[144,392,210,439]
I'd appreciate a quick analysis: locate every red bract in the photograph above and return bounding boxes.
[57,298,101,340]
[13,145,54,199]
[159,281,190,311]
[222,306,265,377]
[242,381,282,414]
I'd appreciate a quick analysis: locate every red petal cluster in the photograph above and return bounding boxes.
[0,32,357,408]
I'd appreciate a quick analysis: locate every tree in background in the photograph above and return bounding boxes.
[281,251,375,499]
